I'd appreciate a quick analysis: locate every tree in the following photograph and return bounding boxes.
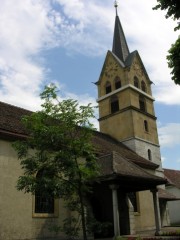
[13,84,99,240]
[153,0,180,31]
[167,38,180,85]
[153,0,180,85]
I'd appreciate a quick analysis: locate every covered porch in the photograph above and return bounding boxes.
[90,151,167,239]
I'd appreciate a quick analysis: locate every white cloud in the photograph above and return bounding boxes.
[0,0,54,109]
[119,0,179,106]
[158,123,180,148]
[0,0,179,110]
[50,0,180,105]
[53,0,114,56]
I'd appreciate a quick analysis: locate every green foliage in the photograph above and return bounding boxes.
[167,37,180,85]
[153,1,180,85]
[153,0,180,31]
[13,84,99,240]
[160,229,180,236]
[115,236,127,240]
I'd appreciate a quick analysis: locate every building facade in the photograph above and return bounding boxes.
[0,3,175,240]
[95,3,171,234]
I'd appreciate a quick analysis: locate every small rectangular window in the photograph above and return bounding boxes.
[111,95,119,114]
[128,192,140,213]
[35,194,54,213]
[111,101,119,113]
[33,196,59,218]
[144,120,149,132]
[148,149,152,161]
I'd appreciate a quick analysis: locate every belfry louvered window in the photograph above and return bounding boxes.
[141,80,147,92]
[114,76,121,89]
[105,81,111,94]
[139,95,146,112]
[134,76,139,88]
[111,95,119,113]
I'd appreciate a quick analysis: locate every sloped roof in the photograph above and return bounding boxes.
[0,101,158,171]
[112,15,130,63]
[164,169,180,189]
[125,50,153,84]
[0,101,32,138]
[92,131,158,170]
[0,101,166,190]
[96,151,166,191]
[158,188,180,201]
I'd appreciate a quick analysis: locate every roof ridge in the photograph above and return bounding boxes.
[0,101,32,113]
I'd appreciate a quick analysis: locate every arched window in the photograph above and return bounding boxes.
[111,95,119,113]
[35,169,54,214]
[144,120,148,132]
[139,95,146,112]
[141,80,146,92]
[105,81,111,94]
[114,76,121,89]
[148,149,152,161]
[134,76,139,88]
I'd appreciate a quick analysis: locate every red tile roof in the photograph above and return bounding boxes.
[0,101,158,171]
[164,168,180,189]
[0,101,31,138]
[158,187,180,201]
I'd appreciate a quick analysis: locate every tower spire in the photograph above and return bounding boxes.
[114,0,118,16]
[112,1,130,63]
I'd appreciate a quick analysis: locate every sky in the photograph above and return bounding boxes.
[0,0,179,170]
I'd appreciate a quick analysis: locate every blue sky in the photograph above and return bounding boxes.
[0,0,179,170]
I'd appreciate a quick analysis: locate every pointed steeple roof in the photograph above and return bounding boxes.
[112,2,130,63]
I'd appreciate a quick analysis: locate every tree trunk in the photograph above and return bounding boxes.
[79,186,87,240]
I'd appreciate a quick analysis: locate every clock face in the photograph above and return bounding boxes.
[133,61,144,77]
[104,60,118,77]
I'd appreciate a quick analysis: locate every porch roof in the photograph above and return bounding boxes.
[163,168,180,189]
[95,151,167,192]
[92,131,159,170]
[158,188,180,201]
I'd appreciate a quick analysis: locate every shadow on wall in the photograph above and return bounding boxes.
[33,217,65,240]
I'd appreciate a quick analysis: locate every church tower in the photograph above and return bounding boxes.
[96,2,163,175]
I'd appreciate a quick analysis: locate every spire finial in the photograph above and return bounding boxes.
[114,0,118,16]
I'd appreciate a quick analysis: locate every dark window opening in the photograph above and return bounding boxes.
[128,192,138,212]
[35,169,54,214]
[111,95,119,113]
[139,95,146,112]
[144,120,148,132]
[148,149,152,161]
[105,82,111,94]
[35,195,54,213]
[134,77,139,88]
[141,81,146,92]
[115,76,121,89]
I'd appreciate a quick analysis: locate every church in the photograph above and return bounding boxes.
[0,3,178,240]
